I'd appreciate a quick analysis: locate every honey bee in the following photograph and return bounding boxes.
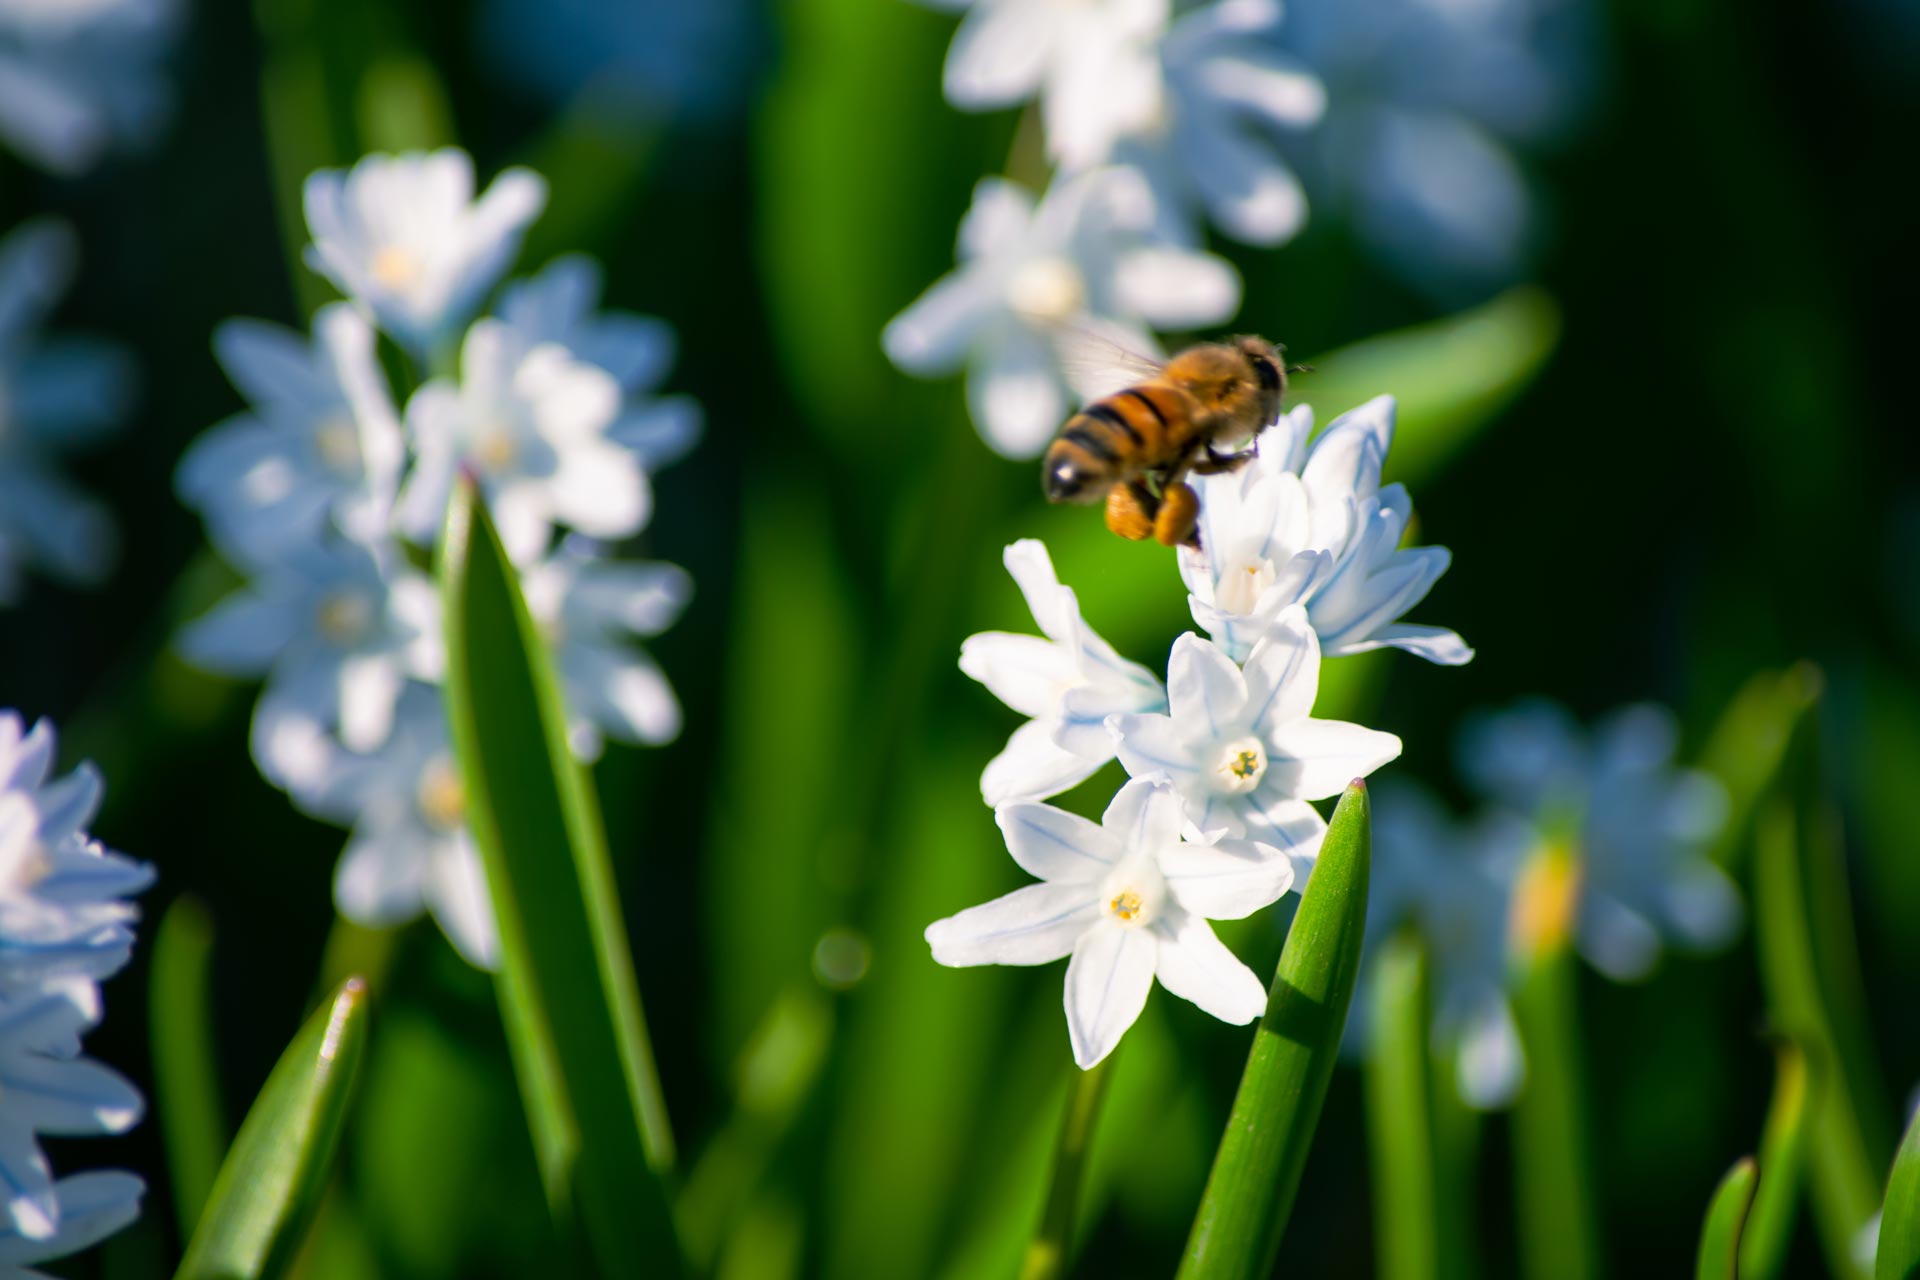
[1042,334,1293,548]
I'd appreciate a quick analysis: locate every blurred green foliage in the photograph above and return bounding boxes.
[1,0,1916,1275]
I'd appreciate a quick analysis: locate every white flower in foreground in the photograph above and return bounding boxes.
[396,318,645,565]
[1361,780,1525,1109]
[0,1170,143,1275]
[1458,699,1737,982]
[0,219,135,603]
[1108,612,1400,881]
[178,537,439,767]
[924,0,1169,158]
[884,168,1239,457]
[1103,0,1327,246]
[302,684,497,969]
[521,538,691,759]
[176,304,404,568]
[927,777,1290,1068]
[960,539,1164,805]
[0,0,179,175]
[497,256,703,471]
[0,715,152,993]
[1181,395,1471,665]
[303,148,547,355]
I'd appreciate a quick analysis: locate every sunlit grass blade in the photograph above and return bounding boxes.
[175,977,370,1280]
[1020,1054,1116,1280]
[1876,1100,1920,1279]
[439,477,682,1274]
[353,53,454,154]
[1364,931,1439,1280]
[1177,781,1371,1280]
[150,895,225,1241]
[1698,663,1823,869]
[1742,1038,1816,1280]
[1294,287,1561,487]
[1755,797,1883,1280]
[1510,841,1599,1280]
[1696,1158,1758,1280]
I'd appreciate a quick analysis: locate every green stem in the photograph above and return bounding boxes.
[1365,932,1439,1280]
[150,896,226,1240]
[1019,1055,1117,1280]
[1510,850,1601,1280]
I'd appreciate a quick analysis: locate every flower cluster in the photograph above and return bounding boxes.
[890,0,1591,454]
[1356,698,1738,1108]
[0,0,182,175]
[0,712,150,1266]
[175,148,700,968]
[0,220,136,607]
[932,392,1464,1067]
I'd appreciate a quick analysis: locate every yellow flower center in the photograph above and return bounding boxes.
[416,758,465,830]
[371,246,422,289]
[1108,889,1144,921]
[1217,557,1277,615]
[1007,256,1087,324]
[1511,840,1581,962]
[315,592,373,644]
[314,416,362,474]
[1211,736,1268,795]
[475,422,518,472]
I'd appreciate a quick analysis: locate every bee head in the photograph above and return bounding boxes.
[1044,455,1100,503]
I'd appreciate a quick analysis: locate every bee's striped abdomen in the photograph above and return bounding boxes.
[1043,380,1194,503]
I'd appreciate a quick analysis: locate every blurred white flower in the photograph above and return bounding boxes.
[926,777,1289,1068]
[496,255,703,470]
[178,536,441,769]
[396,318,646,565]
[1274,0,1594,299]
[1458,699,1737,981]
[0,219,135,604]
[0,1170,142,1274]
[1361,779,1526,1109]
[1104,0,1327,246]
[923,0,1169,151]
[300,683,498,969]
[1107,613,1400,883]
[304,149,548,356]
[884,168,1239,457]
[0,715,152,994]
[176,304,405,570]
[1181,395,1471,666]
[520,537,690,759]
[0,710,147,1248]
[960,539,1165,805]
[0,0,179,174]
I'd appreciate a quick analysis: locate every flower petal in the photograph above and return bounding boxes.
[1108,711,1202,784]
[1166,632,1249,737]
[967,327,1066,460]
[1159,836,1292,919]
[1152,913,1266,1023]
[1064,921,1157,1067]
[1240,610,1319,733]
[1455,996,1525,1110]
[1110,245,1241,330]
[982,719,1105,806]
[996,801,1120,883]
[959,632,1076,720]
[1101,777,1185,855]
[927,881,1101,967]
[1265,718,1403,801]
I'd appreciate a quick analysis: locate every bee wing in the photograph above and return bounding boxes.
[1041,319,1167,404]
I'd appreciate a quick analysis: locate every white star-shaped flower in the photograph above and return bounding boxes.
[1458,699,1737,982]
[884,168,1239,458]
[927,777,1291,1068]
[396,318,646,565]
[520,537,691,760]
[176,303,404,568]
[495,255,703,472]
[960,539,1165,805]
[1181,395,1471,665]
[299,683,498,969]
[303,148,547,356]
[1107,611,1401,881]
[178,536,440,773]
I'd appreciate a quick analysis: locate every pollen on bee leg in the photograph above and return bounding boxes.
[1105,482,1156,541]
[1152,481,1200,548]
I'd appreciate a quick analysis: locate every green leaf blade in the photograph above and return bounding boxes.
[1697,1157,1759,1280]
[1875,1092,1920,1279]
[150,895,226,1243]
[175,977,371,1280]
[1365,931,1439,1280]
[1177,781,1371,1280]
[439,478,682,1275]
[1742,1038,1816,1280]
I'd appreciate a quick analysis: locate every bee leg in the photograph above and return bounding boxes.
[1191,444,1258,475]
[1105,481,1157,541]
[1153,481,1201,548]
